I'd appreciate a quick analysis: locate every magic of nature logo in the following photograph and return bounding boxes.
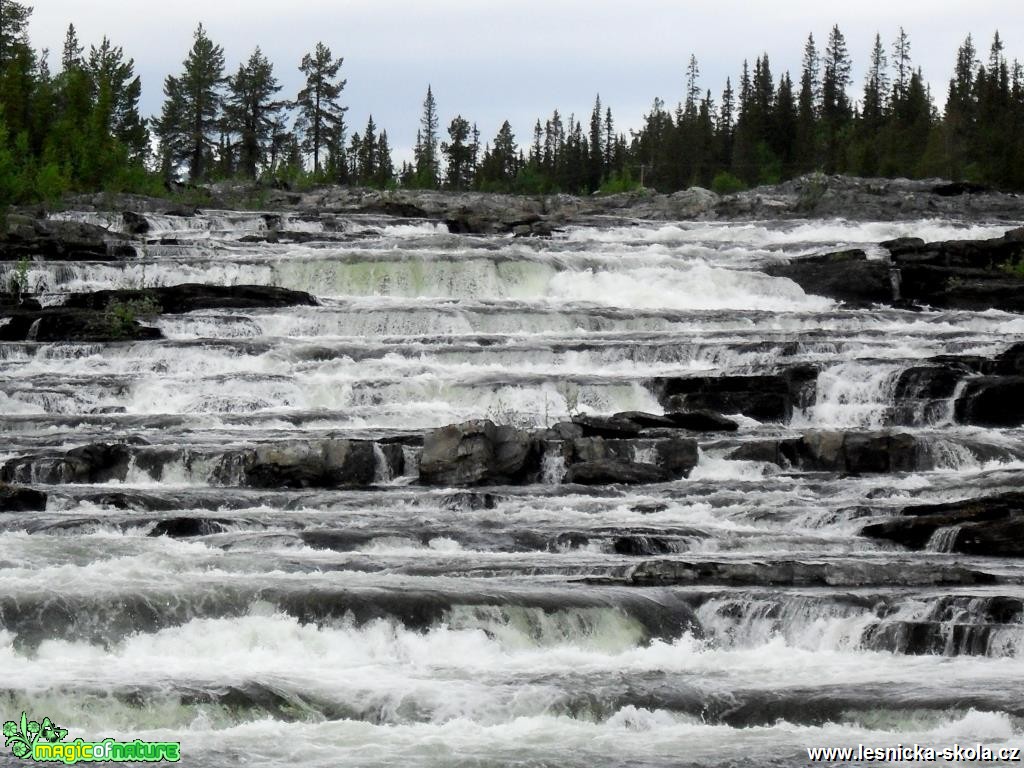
[3,713,180,763]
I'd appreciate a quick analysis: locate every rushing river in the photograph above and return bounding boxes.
[2,211,1024,767]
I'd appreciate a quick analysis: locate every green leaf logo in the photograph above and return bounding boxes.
[3,712,68,760]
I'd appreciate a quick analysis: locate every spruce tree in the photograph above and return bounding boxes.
[821,25,853,172]
[441,115,473,189]
[296,41,346,175]
[414,85,440,188]
[374,130,394,188]
[155,24,225,181]
[61,24,83,72]
[0,0,31,68]
[225,47,282,179]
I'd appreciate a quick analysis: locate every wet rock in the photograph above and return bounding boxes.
[611,412,677,429]
[440,492,505,511]
[2,443,136,485]
[932,181,990,196]
[765,249,894,306]
[993,343,1024,375]
[954,377,1024,427]
[862,492,1024,557]
[149,517,230,538]
[0,484,47,512]
[122,211,151,235]
[730,431,929,473]
[76,492,179,512]
[563,460,669,486]
[665,410,739,432]
[655,437,700,478]
[0,308,163,342]
[653,368,816,422]
[419,420,538,486]
[613,535,673,556]
[63,284,318,314]
[571,415,641,438]
[0,217,135,261]
[237,440,378,489]
[625,559,996,587]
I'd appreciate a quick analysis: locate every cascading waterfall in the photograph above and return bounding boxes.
[2,210,1024,767]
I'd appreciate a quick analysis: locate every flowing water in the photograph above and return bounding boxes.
[2,212,1024,766]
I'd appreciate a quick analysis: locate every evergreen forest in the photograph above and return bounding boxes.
[2,2,1023,204]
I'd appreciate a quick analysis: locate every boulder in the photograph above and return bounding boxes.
[765,249,894,306]
[954,377,1024,427]
[149,517,231,538]
[63,284,319,314]
[2,443,135,485]
[419,420,537,486]
[571,415,641,438]
[563,459,669,486]
[0,308,163,342]
[653,368,817,422]
[613,535,673,556]
[0,217,135,261]
[862,492,1024,557]
[729,431,927,473]
[0,484,47,512]
[665,410,739,432]
[237,440,378,489]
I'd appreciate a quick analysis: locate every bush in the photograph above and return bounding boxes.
[598,170,641,194]
[711,172,746,195]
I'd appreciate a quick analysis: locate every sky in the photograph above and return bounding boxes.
[28,0,1024,161]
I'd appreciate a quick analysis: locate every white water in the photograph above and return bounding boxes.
[3,211,1024,767]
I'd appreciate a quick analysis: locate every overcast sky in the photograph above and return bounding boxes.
[28,1,1024,160]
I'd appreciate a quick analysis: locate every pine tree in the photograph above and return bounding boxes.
[61,24,83,72]
[86,38,148,163]
[893,27,912,103]
[225,47,282,179]
[441,114,473,189]
[295,41,346,175]
[414,85,440,188]
[374,130,394,188]
[0,0,31,68]
[821,25,853,172]
[155,24,225,181]
[587,94,604,190]
[796,33,820,172]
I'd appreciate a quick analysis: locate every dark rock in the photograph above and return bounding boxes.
[563,459,669,486]
[665,410,739,432]
[237,440,378,489]
[932,182,990,197]
[862,491,1024,557]
[0,484,47,512]
[765,250,894,306]
[77,492,179,512]
[626,558,994,587]
[0,309,163,342]
[655,437,700,478]
[2,443,135,485]
[149,517,230,538]
[122,211,151,235]
[879,237,925,256]
[954,377,1024,427]
[613,535,673,556]
[993,343,1024,375]
[729,431,926,473]
[440,492,505,511]
[612,411,677,429]
[654,369,816,422]
[419,420,538,486]
[0,217,134,261]
[571,415,641,438]
[63,284,318,314]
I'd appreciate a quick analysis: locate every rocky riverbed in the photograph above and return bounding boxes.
[2,178,1024,767]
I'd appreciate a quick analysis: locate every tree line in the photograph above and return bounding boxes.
[1,2,1023,206]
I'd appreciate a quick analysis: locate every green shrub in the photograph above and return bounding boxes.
[598,170,641,195]
[105,296,162,338]
[711,171,746,195]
